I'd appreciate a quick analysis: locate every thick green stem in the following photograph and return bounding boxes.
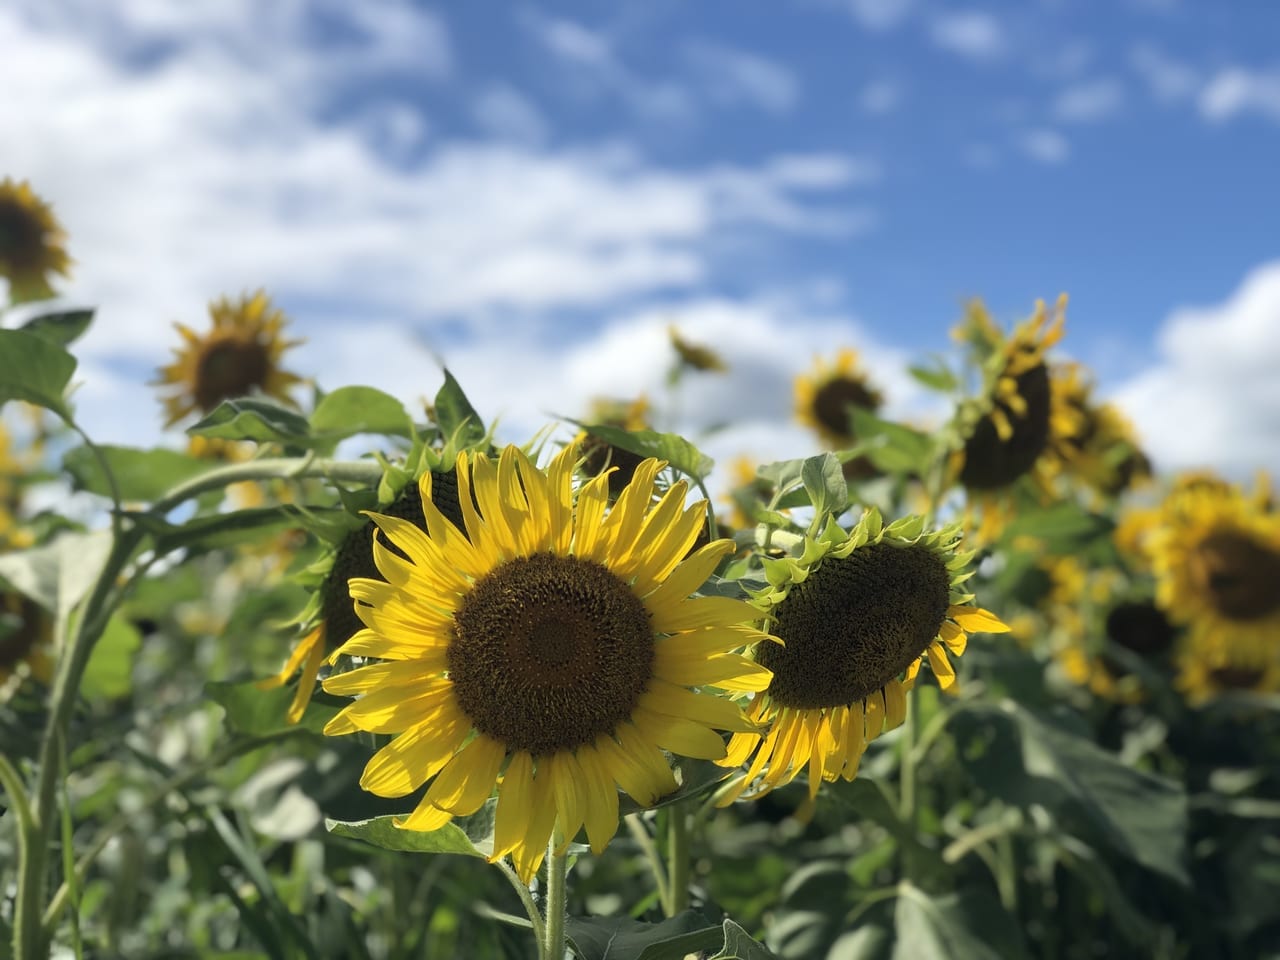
[542,839,569,960]
[666,805,691,916]
[897,692,919,882]
[492,858,546,955]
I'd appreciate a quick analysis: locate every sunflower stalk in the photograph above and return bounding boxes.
[665,803,693,916]
[542,836,569,960]
[897,690,920,882]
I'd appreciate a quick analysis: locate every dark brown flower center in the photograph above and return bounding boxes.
[1189,530,1280,621]
[1105,601,1177,657]
[812,376,880,442]
[194,338,273,412]
[960,362,1052,491]
[448,553,654,756]
[321,470,466,651]
[1208,665,1265,690]
[0,198,47,269]
[757,542,952,709]
[0,593,43,668]
[581,434,647,498]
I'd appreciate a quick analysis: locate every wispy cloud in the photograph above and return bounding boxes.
[1018,129,1070,164]
[473,85,549,146]
[860,80,902,114]
[1199,66,1280,123]
[1115,261,1280,479]
[841,0,915,31]
[1054,78,1125,123]
[1129,43,1198,103]
[683,40,801,114]
[929,11,1004,62]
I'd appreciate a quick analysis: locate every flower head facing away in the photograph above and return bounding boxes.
[717,510,1007,804]
[321,443,773,881]
[0,178,71,303]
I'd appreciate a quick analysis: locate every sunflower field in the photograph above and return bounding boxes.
[3,178,1280,960]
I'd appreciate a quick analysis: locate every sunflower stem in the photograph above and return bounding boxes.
[492,858,545,954]
[666,804,692,916]
[897,691,919,882]
[543,837,569,960]
[626,813,669,912]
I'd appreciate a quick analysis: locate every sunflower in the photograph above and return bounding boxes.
[0,178,71,303]
[1051,361,1151,499]
[951,296,1078,541]
[1175,630,1280,706]
[668,325,727,373]
[716,509,1007,804]
[1148,482,1280,661]
[0,589,54,689]
[154,290,305,427]
[794,349,884,477]
[260,469,467,723]
[321,443,773,882]
[578,395,653,498]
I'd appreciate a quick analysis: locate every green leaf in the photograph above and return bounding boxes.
[188,396,312,444]
[952,700,1189,885]
[1001,501,1113,551]
[155,505,330,556]
[849,408,933,475]
[891,883,1028,960]
[801,453,848,517]
[326,801,497,859]
[709,920,780,959]
[18,308,95,347]
[756,457,808,494]
[311,386,412,441]
[582,424,714,482]
[434,368,485,448]
[62,444,213,501]
[80,613,141,700]
[565,911,724,960]
[0,530,113,622]
[206,678,343,737]
[0,328,76,418]
[906,360,958,393]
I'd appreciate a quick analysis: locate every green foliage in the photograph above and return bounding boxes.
[0,328,76,419]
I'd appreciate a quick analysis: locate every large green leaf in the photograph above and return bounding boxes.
[18,308,95,347]
[434,368,485,448]
[62,444,213,501]
[951,700,1189,885]
[326,800,497,859]
[849,408,933,475]
[188,397,312,444]
[891,884,1028,960]
[0,529,113,622]
[1001,501,1113,551]
[206,677,343,737]
[0,328,76,418]
[581,423,714,482]
[801,453,848,518]
[709,920,780,959]
[565,910,724,960]
[311,386,412,441]
[80,613,141,700]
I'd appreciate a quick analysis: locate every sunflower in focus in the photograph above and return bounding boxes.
[154,290,305,427]
[950,296,1078,541]
[0,589,54,690]
[1148,481,1280,661]
[321,443,773,881]
[0,178,71,303]
[260,469,466,724]
[716,509,1007,804]
[794,349,884,477]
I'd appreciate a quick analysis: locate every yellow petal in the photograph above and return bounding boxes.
[492,752,534,859]
[938,620,967,656]
[397,796,454,832]
[258,624,325,691]
[641,680,757,733]
[654,651,773,692]
[613,723,679,802]
[927,642,957,691]
[576,746,621,855]
[551,752,586,853]
[948,605,1009,634]
[883,680,907,732]
[356,713,469,797]
[633,705,728,760]
[511,764,558,883]
[651,595,757,634]
[422,734,506,815]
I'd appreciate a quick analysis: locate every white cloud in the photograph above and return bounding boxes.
[930,11,1004,62]
[1130,43,1198,103]
[860,80,902,114]
[1199,67,1280,123]
[683,41,800,114]
[842,0,915,31]
[537,16,612,68]
[1018,128,1070,164]
[1114,261,1280,479]
[1054,78,1125,122]
[473,85,549,145]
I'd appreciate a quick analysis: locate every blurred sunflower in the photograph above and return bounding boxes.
[794,349,884,477]
[0,589,54,689]
[154,290,305,427]
[1052,362,1151,499]
[951,296,1078,541]
[578,395,653,498]
[668,324,727,373]
[1148,482,1280,661]
[260,469,466,724]
[716,509,1007,803]
[0,178,71,303]
[1175,631,1280,706]
[322,443,772,882]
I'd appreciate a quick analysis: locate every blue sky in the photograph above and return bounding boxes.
[4,0,1279,484]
